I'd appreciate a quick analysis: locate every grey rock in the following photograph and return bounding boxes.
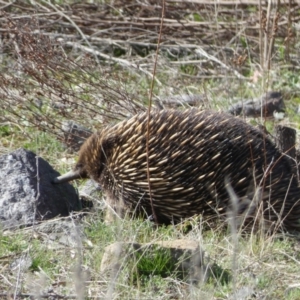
[79,179,102,201]
[0,148,80,229]
[79,179,104,210]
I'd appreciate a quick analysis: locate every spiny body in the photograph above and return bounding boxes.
[55,109,300,231]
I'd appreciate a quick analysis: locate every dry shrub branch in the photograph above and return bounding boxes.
[0,14,146,146]
[0,0,299,145]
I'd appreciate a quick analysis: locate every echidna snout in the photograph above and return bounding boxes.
[53,133,101,184]
[53,163,88,183]
[53,109,300,231]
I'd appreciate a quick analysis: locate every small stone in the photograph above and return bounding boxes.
[0,148,80,229]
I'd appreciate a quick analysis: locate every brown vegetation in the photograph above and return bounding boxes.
[0,0,299,150]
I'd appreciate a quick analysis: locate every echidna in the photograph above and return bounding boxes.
[54,109,300,231]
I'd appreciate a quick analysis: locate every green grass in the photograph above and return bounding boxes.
[2,65,300,298]
[0,233,28,255]
[2,214,300,299]
[131,246,175,287]
[1,2,300,298]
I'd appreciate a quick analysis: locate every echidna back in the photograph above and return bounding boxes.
[96,109,300,230]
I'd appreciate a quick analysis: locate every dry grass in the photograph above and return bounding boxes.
[0,0,299,144]
[1,0,300,299]
[1,215,300,299]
